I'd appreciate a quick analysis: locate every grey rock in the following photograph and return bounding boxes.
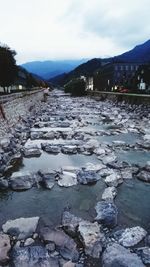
[58,171,77,187]
[95,201,118,228]
[114,226,147,247]
[23,148,41,157]
[42,144,61,154]
[12,246,59,267]
[102,243,145,267]
[102,187,117,201]
[62,211,82,236]
[0,178,8,189]
[10,171,39,191]
[38,170,56,189]
[2,217,39,240]
[61,145,77,154]
[40,227,79,262]
[136,247,150,265]
[77,170,100,185]
[105,173,123,187]
[137,170,150,183]
[0,234,11,264]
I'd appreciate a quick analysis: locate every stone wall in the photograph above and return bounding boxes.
[0,90,43,137]
[88,91,150,105]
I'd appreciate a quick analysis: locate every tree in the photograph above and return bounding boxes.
[0,44,17,92]
[64,78,86,96]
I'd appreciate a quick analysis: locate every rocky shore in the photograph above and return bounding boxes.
[0,89,150,266]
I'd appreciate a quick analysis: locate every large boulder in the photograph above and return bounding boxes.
[2,217,39,240]
[77,170,100,185]
[62,211,82,236]
[23,148,41,158]
[10,171,39,191]
[78,221,105,258]
[95,201,118,228]
[12,246,59,267]
[58,171,77,187]
[61,145,77,154]
[41,144,61,154]
[114,226,147,247]
[137,170,150,183]
[0,234,11,264]
[102,187,117,201]
[105,173,123,187]
[38,170,56,189]
[102,243,145,267]
[40,227,79,262]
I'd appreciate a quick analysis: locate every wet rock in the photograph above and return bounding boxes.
[2,217,39,240]
[61,145,77,154]
[78,221,105,258]
[114,226,147,247]
[0,234,11,264]
[0,178,8,190]
[102,243,145,267]
[83,162,105,172]
[38,170,56,189]
[24,238,34,246]
[62,211,82,236]
[102,154,117,165]
[121,168,133,179]
[40,227,79,262]
[136,247,150,265]
[10,171,39,191]
[137,170,150,183]
[12,246,59,267]
[105,173,123,187]
[95,201,118,228]
[102,187,117,201]
[58,171,77,187]
[23,148,41,157]
[41,144,61,154]
[77,170,100,185]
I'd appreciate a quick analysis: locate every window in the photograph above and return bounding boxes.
[126,65,129,71]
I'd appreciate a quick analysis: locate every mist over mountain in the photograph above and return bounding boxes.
[49,39,150,85]
[21,59,88,79]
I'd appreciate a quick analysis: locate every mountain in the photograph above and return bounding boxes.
[116,39,150,63]
[50,39,150,85]
[21,59,88,79]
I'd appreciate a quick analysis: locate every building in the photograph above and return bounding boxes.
[86,77,94,91]
[94,62,142,91]
[136,65,150,91]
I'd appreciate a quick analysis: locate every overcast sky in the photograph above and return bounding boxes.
[0,0,149,64]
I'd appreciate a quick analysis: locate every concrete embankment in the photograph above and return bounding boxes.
[0,89,43,137]
[88,91,150,105]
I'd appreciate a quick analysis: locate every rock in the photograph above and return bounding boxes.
[12,246,59,267]
[78,221,105,258]
[136,247,150,265]
[58,171,77,187]
[121,168,133,179]
[46,242,55,252]
[95,201,118,228]
[0,234,11,264]
[24,238,34,246]
[0,178,8,190]
[94,148,106,156]
[77,170,100,185]
[114,226,147,247]
[10,171,39,191]
[30,131,43,140]
[2,217,39,240]
[63,261,75,267]
[137,170,150,183]
[102,243,145,267]
[40,227,79,262]
[105,173,123,187]
[23,148,41,157]
[0,138,10,149]
[62,211,82,236]
[84,163,105,172]
[62,166,80,173]
[38,170,56,189]
[113,140,126,146]
[102,187,117,201]
[61,145,77,154]
[43,131,56,140]
[42,144,61,154]
[102,154,117,165]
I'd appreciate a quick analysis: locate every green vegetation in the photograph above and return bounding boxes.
[64,79,86,96]
[0,44,17,92]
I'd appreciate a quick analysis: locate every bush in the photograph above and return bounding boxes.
[64,79,86,96]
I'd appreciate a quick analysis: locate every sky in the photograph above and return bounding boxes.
[0,0,149,64]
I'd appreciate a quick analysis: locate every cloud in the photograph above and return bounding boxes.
[0,0,149,63]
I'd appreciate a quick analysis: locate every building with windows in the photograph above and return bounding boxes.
[94,62,142,91]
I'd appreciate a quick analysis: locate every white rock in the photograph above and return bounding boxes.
[2,217,39,240]
[105,173,123,187]
[102,187,117,201]
[58,171,77,187]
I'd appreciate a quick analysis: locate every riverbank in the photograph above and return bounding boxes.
[0,89,150,266]
[88,90,150,105]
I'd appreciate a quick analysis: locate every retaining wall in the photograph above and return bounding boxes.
[0,90,43,137]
